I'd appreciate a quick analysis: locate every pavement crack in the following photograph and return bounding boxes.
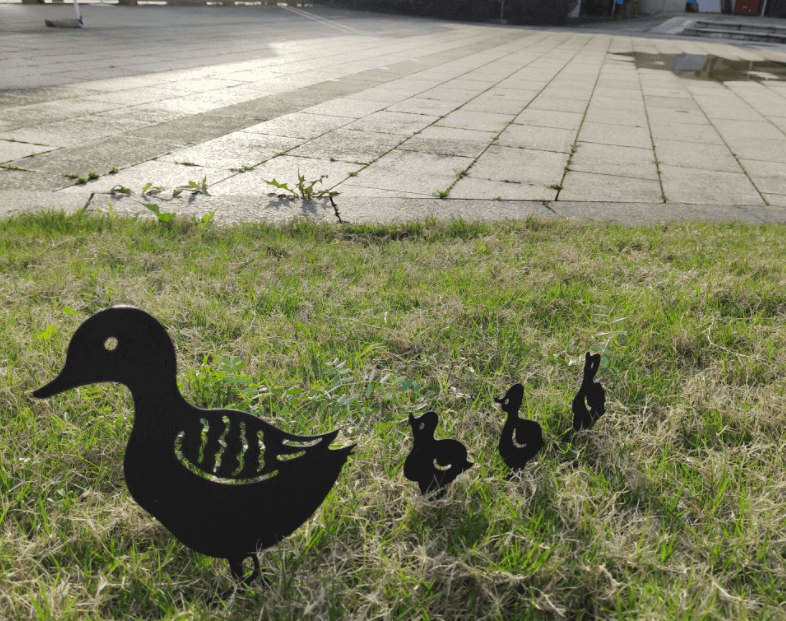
[541,201,557,215]
[329,194,344,224]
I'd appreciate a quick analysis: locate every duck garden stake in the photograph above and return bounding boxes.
[404,411,473,497]
[572,352,606,431]
[33,306,355,589]
[494,383,545,473]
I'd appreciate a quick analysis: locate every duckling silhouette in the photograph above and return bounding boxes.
[33,307,354,588]
[571,352,606,431]
[494,383,545,473]
[403,411,472,497]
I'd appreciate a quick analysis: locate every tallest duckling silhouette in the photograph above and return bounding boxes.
[33,307,355,587]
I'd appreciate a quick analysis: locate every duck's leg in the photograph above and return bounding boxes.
[229,555,261,588]
[209,555,264,605]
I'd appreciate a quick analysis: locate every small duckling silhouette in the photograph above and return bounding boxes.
[494,383,545,472]
[572,352,606,431]
[33,307,355,590]
[403,411,473,496]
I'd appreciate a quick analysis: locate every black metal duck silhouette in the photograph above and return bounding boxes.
[403,411,473,497]
[494,384,545,472]
[32,307,355,588]
[572,352,606,431]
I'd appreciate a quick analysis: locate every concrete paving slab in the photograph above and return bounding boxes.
[460,95,536,115]
[286,128,403,164]
[158,133,303,170]
[549,202,762,225]
[470,146,568,186]
[449,177,558,201]
[654,140,742,173]
[208,156,363,195]
[0,87,106,108]
[725,138,786,163]
[0,167,73,192]
[749,176,786,197]
[331,185,429,199]
[584,108,649,128]
[0,140,56,163]
[0,98,123,132]
[343,111,439,135]
[659,165,765,205]
[763,194,786,207]
[83,193,339,226]
[527,97,589,114]
[570,142,659,181]
[579,122,652,150]
[336,169,456,198]
[335,197,555,224]
[126,113,257,147]
[10,135,187,178]
[496,124,577,153]
[588,95,646,112]
[81,86,196,108]
[416,86,484,103]
[559,171,664,203]
[397,126,495,158]
[651,121,724,145]
[644,95,702,111]
[242,113,354,140]
[711,119,786,141]
[0,116,151,149]
[0,190,87,220]
[513,109,584,131]
[646,107,711,126]
[301,98,388,118]
[437,110,514,133]
[55,161,235,197]
[739,159,786,179]
[386,97,463,116]
[768,116,786,134]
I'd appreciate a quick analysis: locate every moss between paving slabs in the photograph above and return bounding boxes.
[1,211,785,620]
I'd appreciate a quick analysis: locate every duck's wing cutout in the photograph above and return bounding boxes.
[177,408,338,483]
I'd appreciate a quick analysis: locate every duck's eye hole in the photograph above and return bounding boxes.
[104,337,118,351]
[419,423,425,430]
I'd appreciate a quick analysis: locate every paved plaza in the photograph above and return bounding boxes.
[2,3,786,224]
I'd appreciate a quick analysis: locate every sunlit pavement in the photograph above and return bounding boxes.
[2,3,786,225]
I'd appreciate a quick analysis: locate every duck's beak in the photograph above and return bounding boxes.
[33,363,84,398]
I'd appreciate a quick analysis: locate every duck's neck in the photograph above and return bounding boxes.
[127,379,190,436]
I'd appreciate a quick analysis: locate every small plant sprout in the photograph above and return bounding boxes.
[262,169,339,202]
[436,190,450,199]
[551,307,627,376]
[107,181,218,225]
[173,176,209,197]
[109,166,119,174]
[88,171,100,180]
[548,184,562,190]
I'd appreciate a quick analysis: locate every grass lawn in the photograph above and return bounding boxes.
[1,210,785,620]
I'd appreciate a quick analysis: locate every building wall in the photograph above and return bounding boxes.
[638,0,690,13]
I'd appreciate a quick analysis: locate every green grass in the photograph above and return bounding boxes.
[2,210,786,620]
